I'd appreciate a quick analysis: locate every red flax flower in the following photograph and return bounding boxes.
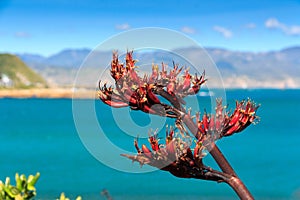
[195,99,260,143]
[121,125,251,183]
[98,51,206,117]
[98,50,260,199]
[121,99,259,181]
[121,128,222,181]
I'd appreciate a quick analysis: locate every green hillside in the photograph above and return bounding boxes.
[0,54,47,88]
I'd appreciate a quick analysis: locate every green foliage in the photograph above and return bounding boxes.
[0,173,84,200]
[0,54,47,88]
[0,172,40,200]
[57,193,82,200]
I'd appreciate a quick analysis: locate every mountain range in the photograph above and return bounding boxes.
[17,46,300,88]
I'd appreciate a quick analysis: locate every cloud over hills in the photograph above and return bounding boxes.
[115,23,131,30]
[265,18,300,36]
[181,26,196,34]
[213,26,233,38]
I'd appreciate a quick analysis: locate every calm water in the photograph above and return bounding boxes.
[1,89,300,199]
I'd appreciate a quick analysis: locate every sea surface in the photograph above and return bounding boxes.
[1,89,300,200]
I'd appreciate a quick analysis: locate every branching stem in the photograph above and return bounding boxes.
[155,89,254,199]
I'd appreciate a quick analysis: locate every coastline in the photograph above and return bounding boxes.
[0,88,298,99]
[0,88,96,99]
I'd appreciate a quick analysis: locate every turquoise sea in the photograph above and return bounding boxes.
[1,89,300,199]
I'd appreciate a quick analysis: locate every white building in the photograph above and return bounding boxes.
[0,73,13,87]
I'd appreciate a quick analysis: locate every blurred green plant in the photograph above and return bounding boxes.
[0,172,40,200]
[57,192,82,200]
[0,173,84,200]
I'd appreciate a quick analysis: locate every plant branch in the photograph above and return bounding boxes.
[100,51,256,199]
[155,89,253,199]
[181,114,237,176]
[122,152,253,199]
[209,143,237,177]
[227,176,254,200]
[157,89,238,175]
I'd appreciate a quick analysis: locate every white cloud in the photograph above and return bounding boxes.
[265,18,300,36]
[245,23,256,29]
[265,18,282,28]
[14,31,31,38]
[213,26,233,38]
[181,26,196,34]
[115,23,130,30]
[289,26,300,35]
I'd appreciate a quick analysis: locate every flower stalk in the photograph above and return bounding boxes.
[98,51,259,199]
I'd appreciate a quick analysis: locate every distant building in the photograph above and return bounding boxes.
[0,73,13,87]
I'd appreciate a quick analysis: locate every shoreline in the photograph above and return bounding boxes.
[0,88,299,99]
[0,88,97,99]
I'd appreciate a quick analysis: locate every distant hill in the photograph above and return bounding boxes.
[17,46,300,88]
[45,49,90,68]
[0,54,47,88]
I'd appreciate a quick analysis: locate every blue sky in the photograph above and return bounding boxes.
[1,0,300,56]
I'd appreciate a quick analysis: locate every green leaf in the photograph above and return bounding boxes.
[26,185,35,191]
[0,181,5,198]
[20,174,26,182]
[27,172,40,189]
[5,177,10,186]
[10,186,20,196]
[3,185,19,198]
[15,173,22,191]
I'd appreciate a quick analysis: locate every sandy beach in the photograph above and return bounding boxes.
[0,88,97,99]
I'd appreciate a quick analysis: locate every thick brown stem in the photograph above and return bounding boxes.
[227,176,254,200]
[122,152,252,199]
[209,144,237,177]
[208,169,254,200]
